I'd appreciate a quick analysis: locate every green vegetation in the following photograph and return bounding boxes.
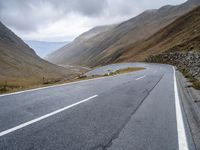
[181,68,200,90]
[0,82,20,94]
[192,80,200,90]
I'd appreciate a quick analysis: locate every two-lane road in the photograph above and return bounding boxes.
[0,63,195,150]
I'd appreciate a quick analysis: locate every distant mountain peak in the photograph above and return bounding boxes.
[25,40,69,58]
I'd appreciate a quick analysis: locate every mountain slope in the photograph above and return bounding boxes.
[46,25,116,65]
[116,5,200,63]
[25,40,68,58]
[0,22,77,90]
[47,0,200,67]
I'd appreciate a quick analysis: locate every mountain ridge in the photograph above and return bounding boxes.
[117,5,200,62]
[47,0,200,67]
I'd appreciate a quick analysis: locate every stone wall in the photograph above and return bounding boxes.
[146,51,200,80]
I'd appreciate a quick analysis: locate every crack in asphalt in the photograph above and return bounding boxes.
[94,74,165,150]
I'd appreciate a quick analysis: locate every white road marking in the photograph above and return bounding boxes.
[0,70,140,97]
[173,67,189,150]
[0,76,109,97]
[0,95,98,137]
[136,75,146,80]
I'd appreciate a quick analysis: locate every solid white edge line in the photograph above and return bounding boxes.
[0,76,110,97]
[173,67,189,150]
[136,75,146,80]
[0,95,98,137]
[0,70,140,97]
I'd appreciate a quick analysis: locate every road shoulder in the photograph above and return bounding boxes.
[176,70,200,150]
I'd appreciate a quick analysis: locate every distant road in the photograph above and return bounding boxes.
[0,63,195,150]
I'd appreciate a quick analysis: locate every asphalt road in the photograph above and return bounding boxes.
[0,63,195,150]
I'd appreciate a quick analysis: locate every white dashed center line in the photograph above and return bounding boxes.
[0,95,98,137]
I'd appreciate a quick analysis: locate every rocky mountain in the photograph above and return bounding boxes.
[47,0,200,67]
[0,22,77,90]
[25,40,68,58]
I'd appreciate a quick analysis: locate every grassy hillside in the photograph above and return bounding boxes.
[46,25,116,65]
[0,22,79,92]
[116,6,200,62]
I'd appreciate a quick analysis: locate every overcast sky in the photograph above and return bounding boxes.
[0,0,186,42]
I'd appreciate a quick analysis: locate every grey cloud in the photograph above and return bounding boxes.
[0,0,107,32]
[51,0,107,16]
[0,0,186,41]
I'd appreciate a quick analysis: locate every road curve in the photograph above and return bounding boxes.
[0,63,195,150]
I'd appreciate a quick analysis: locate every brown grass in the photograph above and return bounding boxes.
[0,67,145,94]
[78,67,145,79]
[0,77,69,94]
[110,67,144,75]
[114,6,200,63]
[192,80,200,90]
[181,68,200,90]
